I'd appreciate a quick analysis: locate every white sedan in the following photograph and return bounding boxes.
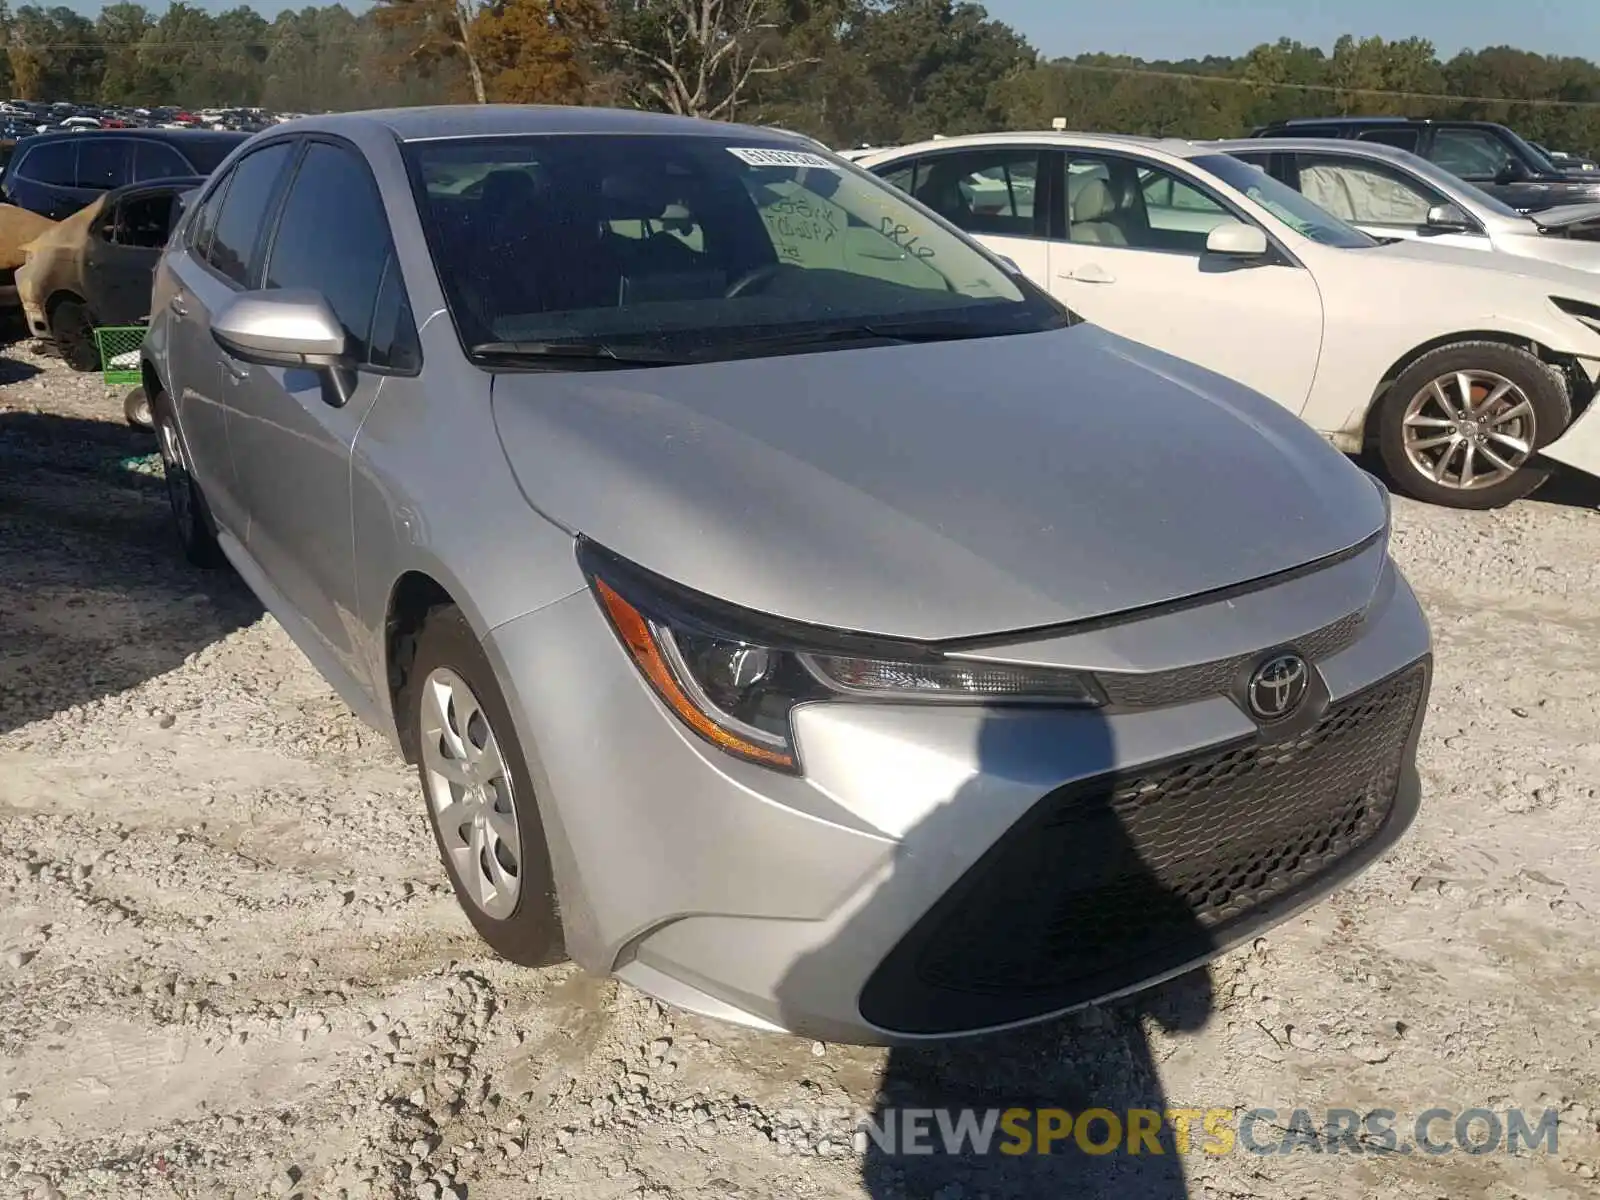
[1208,136,1600,272]
[862,132,1600,508]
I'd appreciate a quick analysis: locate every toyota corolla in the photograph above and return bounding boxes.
[140,106,1432,1044]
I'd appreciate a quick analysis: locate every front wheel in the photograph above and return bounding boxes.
[151,391,223,567]
[1376,341,1570,509]
[404,605,565,967]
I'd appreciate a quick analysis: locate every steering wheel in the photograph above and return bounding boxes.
[724,263,784,299]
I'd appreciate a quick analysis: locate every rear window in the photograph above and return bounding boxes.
[176,136,247,176]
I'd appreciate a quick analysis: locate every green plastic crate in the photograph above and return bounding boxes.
[94,325,147,386]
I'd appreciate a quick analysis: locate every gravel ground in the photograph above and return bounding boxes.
[2,341,1599,1200]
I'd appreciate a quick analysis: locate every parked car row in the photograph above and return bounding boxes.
[135,106,1435,1045]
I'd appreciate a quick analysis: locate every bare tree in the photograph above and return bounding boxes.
[374,0,491,104]
[603,0,817,120]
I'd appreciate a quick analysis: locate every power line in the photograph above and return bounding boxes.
[1050,60,1600,111]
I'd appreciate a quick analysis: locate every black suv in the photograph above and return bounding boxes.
[1248,118,1600,213]
[2,129,249,220]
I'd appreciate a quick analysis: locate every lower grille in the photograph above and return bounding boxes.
[859,661,1428,1034]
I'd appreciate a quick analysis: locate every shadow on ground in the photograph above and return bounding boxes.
[776,708,1216,1199]
[0,409,261,735]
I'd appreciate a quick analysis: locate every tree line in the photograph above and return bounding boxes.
[2,0,1598,155]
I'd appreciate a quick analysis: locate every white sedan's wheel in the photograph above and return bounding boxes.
[1378,341,1570,510]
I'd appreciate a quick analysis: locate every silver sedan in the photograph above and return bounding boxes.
[140,106,1432,1044]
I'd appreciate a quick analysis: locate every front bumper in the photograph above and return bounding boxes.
[485,538,1431,1045]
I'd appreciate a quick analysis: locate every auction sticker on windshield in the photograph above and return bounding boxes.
[728,147,839,169]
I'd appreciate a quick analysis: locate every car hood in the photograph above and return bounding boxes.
[1367,236,1600,294]
[490,325,1387,640]
[1532,202,1600,235]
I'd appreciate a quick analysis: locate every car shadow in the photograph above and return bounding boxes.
[774,707,1215,1198]
[0,409,261,736]
[1527,466,1600,511]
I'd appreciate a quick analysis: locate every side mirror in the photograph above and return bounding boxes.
[1494,160,1528,185]
[1425,202,1473,231]
[1204,220,1269,258]
[210,288,356,407]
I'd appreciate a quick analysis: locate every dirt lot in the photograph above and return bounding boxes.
[2,343,1599,1200]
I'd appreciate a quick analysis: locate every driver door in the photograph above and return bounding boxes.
[1046,152,1323,414]
[84,189,178,324]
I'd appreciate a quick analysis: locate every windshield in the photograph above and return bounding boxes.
[1191,153,1377,249]
[1505,129,1561,174]
[405,134,1066,361]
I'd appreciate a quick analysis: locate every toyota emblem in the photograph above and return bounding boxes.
[1247,653,1309,722]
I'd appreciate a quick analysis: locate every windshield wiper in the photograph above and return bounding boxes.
[470,341,691,368]
[722,319,1035,354]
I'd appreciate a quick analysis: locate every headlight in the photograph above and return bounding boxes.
[581,541,1103,773]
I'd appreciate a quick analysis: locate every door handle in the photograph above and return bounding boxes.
[168,292,189,318]
[1059,264,1116,284]
[223,358,249,383]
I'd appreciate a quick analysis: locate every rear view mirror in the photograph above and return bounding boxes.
[1425,202,1473,231]
[210,288,356,407]
[1204,220,1269,258]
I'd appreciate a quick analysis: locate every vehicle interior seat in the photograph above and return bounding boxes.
[464,168,548,328]
[1069,177,1129,246]
[913,161,974,226]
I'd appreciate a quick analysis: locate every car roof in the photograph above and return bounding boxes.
[1257,116,1503,131]
[22,127,250,148]
[1208,136,1420,164]
[273,104,810,145]
[864,130,1208,160]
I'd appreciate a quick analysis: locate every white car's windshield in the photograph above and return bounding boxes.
[1192,153,1377,249]
[406,134,1068,362]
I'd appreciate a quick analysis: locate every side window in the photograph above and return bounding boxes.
[906,150,1038,237]
[187,175,231,261]
[264,141,408,365]
[76,139,128,190]
[206,141,295,287]
[16,141,75,187]
[1357,128,1421,152]
[1068,155,1235,252]
[876,162,915,195]
[1293,155,1441,227]
[1429,129,1514,178]
[116,193,180,248]
[366,252,421,372]
[133,141,192,183]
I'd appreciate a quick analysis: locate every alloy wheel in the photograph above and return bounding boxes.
[418,667,522,920]
[156,416,196,537]
[1401,369,1536,491]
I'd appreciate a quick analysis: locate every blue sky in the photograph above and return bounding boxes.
[57,0,1597,61]
[986,0,1595,61]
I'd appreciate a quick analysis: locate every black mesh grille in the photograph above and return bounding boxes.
[860,661,1427,1034]
[1097,611,1363,708]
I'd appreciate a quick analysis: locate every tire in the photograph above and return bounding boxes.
[123,386,152,430]
[403,605,565,967]
[150,389,224,567]
[1376,341,1570,509]
[50,297,99,372]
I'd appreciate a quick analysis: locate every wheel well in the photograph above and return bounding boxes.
[386,571,456,763]
[44,290,85,321]
[141,360,164,403]
[1359,331,1578,450]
